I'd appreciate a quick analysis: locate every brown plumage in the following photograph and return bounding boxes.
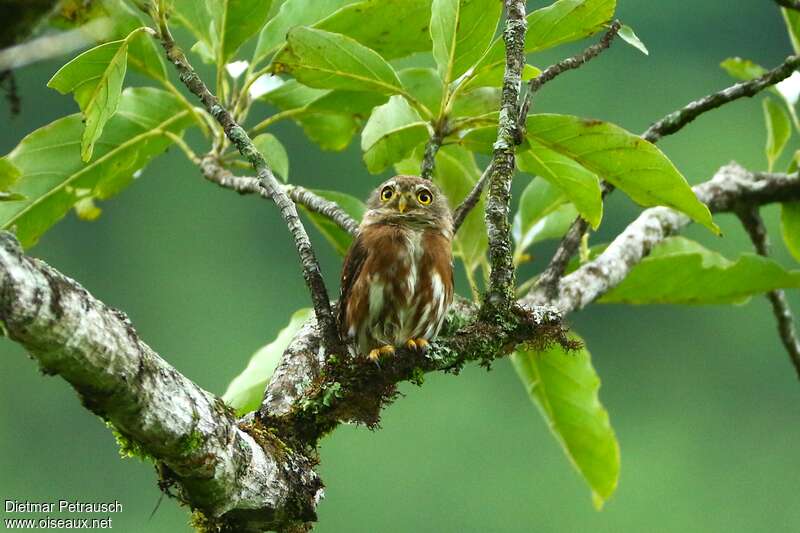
[339,175,454,361]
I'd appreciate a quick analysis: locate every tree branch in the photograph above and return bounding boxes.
[453,164,492,232]
[532,53,800,299]
[775,0,800,11]
[523,163,800,313]
[483,0,527,313]
[200,156,359,237]
[0,232,321,532]
[156,11,344,356]
[736,207,800,379]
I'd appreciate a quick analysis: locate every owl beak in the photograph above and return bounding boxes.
[397,197,408,213]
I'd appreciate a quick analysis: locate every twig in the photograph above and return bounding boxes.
[775,0,800,11]
[156,11,344,355]
[643,54,800,143]
[483,0,528,313]
[518,21,621,129]
[736,207,800,379]
[420,127,444,180]
[453,164,492,232]
[533,53,800,300]
[200,156,359,237]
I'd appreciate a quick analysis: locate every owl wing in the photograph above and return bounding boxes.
[338,231,367,338]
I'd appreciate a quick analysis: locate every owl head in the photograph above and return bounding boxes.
[363,175,452,235]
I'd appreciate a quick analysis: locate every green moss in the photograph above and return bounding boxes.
[177,428,203,455]
[107,423,154,462]
[189,510,224,533]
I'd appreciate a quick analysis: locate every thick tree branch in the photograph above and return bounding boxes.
[533,53,800,299]
[522,163,800,314]
[736,207,800,379]
[0,232,321,532]
[156,11,343,356]
[483,0,528,313]
[200,157,359,237]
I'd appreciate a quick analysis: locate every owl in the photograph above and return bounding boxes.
[338,175,454,361]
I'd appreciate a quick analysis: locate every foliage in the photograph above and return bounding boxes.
[2,0,799,517]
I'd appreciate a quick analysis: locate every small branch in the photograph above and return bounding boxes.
[483,0,528,314]
[775,0,800,11]
[0,232,321,532]
[156,11,344,356]
[523,163,800,313]
[420,127,444,180]
[453,164,492,232]
[736,207,800,379]
[200,156,359,237]
[518,21,621,127]
[643,54,800,143]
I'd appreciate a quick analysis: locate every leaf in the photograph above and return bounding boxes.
[525,114,719,234]
[272,27,405,96]
[0,88,194,248]
[601,237,800,305]
[48,31,141,162]
[781,202,800,263]
[223,308,312,414]
[252,0,356,68]
[253,134,290,181]
[206,0,273,61]
[398,68,443,118]
[511,333,620,509]
[468,0,615,87]
[763,97,792,171]
[618,24,648,55]
[782,7,800,55]
[451,87,501,119]
[259,78,330,109]
[171,0,216,46]
[361,96,429,173]
[301,190,366,254]
[102,0,168,81]
[430,0,503,86]
[317,0,434,60]
[517,142,603,229]
[435,146,488,273]
[512,177,571,259]
[0,158,21,191]
[298,113,359,151]
[719,57,767,81]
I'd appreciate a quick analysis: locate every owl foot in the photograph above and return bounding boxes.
[405,338,430,353]
[368,345,396,362]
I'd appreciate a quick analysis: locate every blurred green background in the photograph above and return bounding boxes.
[2,1,800,532]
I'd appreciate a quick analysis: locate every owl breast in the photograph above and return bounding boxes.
[343,224,453,354]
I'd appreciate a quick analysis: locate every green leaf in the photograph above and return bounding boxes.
[511,333,620,509]
[782,7,800,55]
[317,0,434,60]
[430,0,503,87]
[469,0,615,87]
[719,57,767,81]
[512,177,573,260]
[301,190,366,254]
[206,0,273,61]
[306,90,388,118]
[252,0,356,68]
[618,24,648,55]
[361,96,429,173]
[0,158,21,191]
[781,202,800,263]
[435,146,488,273]
[171,0,216,46]
[48,31,142,162]
[763,97,792,171]
[601,237,800,305]
[525,114,719,234]
[223,308,312,414]
[298,113,359,151]
[253,134,290,181]
[272,27,405,96]
[0,88,194,248]
[451,87,501,119]
[258,79,330,109]
[102,0,168,81]
[466,63,541,91]
[517,142,603,229]
[398,68,443,118]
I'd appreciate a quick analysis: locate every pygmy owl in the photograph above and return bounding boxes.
[338,175,454,361]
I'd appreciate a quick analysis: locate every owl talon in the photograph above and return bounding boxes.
[406,338,429,353]
[368,345,395,362]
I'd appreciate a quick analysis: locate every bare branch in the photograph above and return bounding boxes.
[736,207,800,379]
[453,164,492,232]
[420,125,445,180]
[483,0,528,313]
[518,21,621,126]
[156,12,343,355]
[522,163,800,314]
[643,54,800,143]
[0,232,321,532]
[200,157,359,237]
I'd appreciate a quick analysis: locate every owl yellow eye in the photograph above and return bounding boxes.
[380,186,394,202]
[416,189,433,205]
